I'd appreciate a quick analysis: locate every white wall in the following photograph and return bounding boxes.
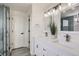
[31,3,79,56]
[31,3,61,55]
[31,4,44,55]
[10,9,29,49]
[62,8,79,18]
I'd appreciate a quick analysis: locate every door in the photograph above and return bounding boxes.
[13,16,25,48]
[11,11,28,48]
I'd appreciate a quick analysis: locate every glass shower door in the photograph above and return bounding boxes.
[0,5,4,56]
[0,5,10,56]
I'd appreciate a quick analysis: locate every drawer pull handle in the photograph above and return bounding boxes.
[43,48,46,51]
[43,55,45,56]
[36,45,38,48]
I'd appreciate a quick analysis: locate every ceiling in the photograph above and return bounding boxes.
[3,3,57,13]
[3,3,32,12]
[41,3,58,11]
[2,3,64,12]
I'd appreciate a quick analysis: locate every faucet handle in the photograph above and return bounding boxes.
[65,34,71,42]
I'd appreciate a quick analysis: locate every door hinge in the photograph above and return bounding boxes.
[7,17,10,20]
[9,17,10,20]
[28,19,30,21]
[6,31,8,34]
[28,41,30,43]
[28,30,30,32]
[9,47,10,50]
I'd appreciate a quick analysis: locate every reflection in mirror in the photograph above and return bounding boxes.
[61,4,79,31]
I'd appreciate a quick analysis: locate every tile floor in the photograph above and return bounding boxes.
[11,47,30,56]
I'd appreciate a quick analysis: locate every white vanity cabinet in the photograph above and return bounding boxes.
[35,38,58,56]
[34,38,79,56]
[35,38,60,56]
[41,42,58,56]
[57,47,76,56]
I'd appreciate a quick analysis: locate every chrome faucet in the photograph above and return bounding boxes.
[65,34,71,42]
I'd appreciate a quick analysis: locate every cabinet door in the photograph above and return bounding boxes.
[58,47,76,56]
[35,39,43,56]
[42,47,58,56]
[41,41,58,56]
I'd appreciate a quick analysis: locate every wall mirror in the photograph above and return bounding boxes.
[61,3,79,31]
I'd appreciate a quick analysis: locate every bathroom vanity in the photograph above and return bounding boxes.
[34,3,79,56]
[34,37,79,56]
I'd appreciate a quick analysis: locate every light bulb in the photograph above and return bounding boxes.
[44,13,48,17]
[52,9,55,13]
[59,5,62,10]
[48,12,51,15]
[71,3,77,5]
[74,18,78,22]
[68,3,72,6]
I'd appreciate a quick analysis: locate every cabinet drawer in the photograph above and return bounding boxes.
[42,43,58,56]
[35,42,44,56]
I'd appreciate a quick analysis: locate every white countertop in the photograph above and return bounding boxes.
[41,37,79,56]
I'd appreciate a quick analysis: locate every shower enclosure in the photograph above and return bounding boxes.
[0,5,10,56]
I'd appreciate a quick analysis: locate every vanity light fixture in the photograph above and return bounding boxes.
[44,13,48,17]
[44,3,62,17]
[44,10,54,17]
